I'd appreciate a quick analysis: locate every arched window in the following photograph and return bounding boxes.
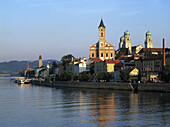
[101,33,103,37]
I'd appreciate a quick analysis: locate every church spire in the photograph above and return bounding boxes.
[98,17,105,28]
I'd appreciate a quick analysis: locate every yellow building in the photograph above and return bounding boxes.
[132,43,144,54]
[94,59,115,74]
[90,18,115,61]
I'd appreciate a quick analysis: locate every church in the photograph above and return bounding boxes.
[90,18,115,61]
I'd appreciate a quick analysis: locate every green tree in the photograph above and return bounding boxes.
[120,70,130,82]
[73,74,79,81]
[158,67,170,83]
[96,72,113,82]
[60,71,72,81]
[61,54,75,65]
[79,72,92,82]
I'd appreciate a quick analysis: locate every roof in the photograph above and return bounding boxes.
[39,55,42,59]
[121,67,137,73]
[90,58,102,63]
[69,58,81,64]
[98,18,105,28]
[114,59,121,64]
[146,31,151,36]
[144,55,162,60]
[104,59,114,64]
[124,30,130,35]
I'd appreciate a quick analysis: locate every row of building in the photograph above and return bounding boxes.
[25,18,170,83]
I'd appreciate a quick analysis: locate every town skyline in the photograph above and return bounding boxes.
[1,0,170,62]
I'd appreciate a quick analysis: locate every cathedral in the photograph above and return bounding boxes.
[119,30,153,54]
[119,30,132,54]
[90,18,115,61]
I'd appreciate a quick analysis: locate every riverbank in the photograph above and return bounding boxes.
[32,80,170,92]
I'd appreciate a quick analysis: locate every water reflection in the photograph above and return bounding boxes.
[1,78,170,127]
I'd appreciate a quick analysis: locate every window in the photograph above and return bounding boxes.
[101,53,103,57]
[106,53,108,57]
[101,33,103,37]
[97,53,99,57]
[111,53,113,57]
[101,29,103,31]
[101,43,103,47]
[92,53,94,57]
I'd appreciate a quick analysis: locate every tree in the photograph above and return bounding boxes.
[120,70,130,82]
[158,67,170,83]
[61,54,75,65]
[73,74,79,81]
[79,72,92,82]
[60,71,72,81]
[96,72,113,82]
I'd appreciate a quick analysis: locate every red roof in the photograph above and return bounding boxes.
[90,58,102,63]
[114,59,121,64]
[69,58,81,63]
[39,55,42,59]
[104,59,114,63]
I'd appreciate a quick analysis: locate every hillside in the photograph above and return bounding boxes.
[0,60,60,76]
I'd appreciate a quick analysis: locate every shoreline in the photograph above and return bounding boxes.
[31,80,170,93]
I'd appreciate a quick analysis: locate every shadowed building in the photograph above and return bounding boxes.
[90,18,115,61]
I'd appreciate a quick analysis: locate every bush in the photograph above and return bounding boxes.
[59,71,72,81]
[79,72,92,82]
[96,72,113,82]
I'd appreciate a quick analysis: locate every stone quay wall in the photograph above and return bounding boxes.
[32,80,170,92]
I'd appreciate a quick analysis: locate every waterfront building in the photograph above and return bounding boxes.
[94,59,115,74]
[120,67,139,83]
[90,18,115,61]
[119,30,132,54]
[145,31,153,48]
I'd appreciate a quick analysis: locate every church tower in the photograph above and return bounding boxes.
[124,30,132,54]
[39,55,43,68]
[90,17,115,60]
[145,31,153,48]
[98,17,106,42]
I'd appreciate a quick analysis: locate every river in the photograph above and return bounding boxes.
[0,77,170,127]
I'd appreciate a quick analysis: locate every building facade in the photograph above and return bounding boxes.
[90,18,115,61]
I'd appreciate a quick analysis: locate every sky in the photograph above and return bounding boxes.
[0,0,170,62]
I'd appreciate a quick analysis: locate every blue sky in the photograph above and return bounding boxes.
[0,0,170,62]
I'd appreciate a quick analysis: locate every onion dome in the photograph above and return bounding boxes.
[120,36,124,41]
[146,31,151,36]
[124,30,130,35]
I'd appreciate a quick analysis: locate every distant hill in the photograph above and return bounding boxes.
[0,60,60,76]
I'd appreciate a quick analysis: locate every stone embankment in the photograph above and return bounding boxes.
[32,80,170,92]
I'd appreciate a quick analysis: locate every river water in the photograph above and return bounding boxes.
[0,77,170,127]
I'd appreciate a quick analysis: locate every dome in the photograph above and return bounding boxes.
[146,31,151,36]
[124,30,130,35]
[120,36,124,41]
